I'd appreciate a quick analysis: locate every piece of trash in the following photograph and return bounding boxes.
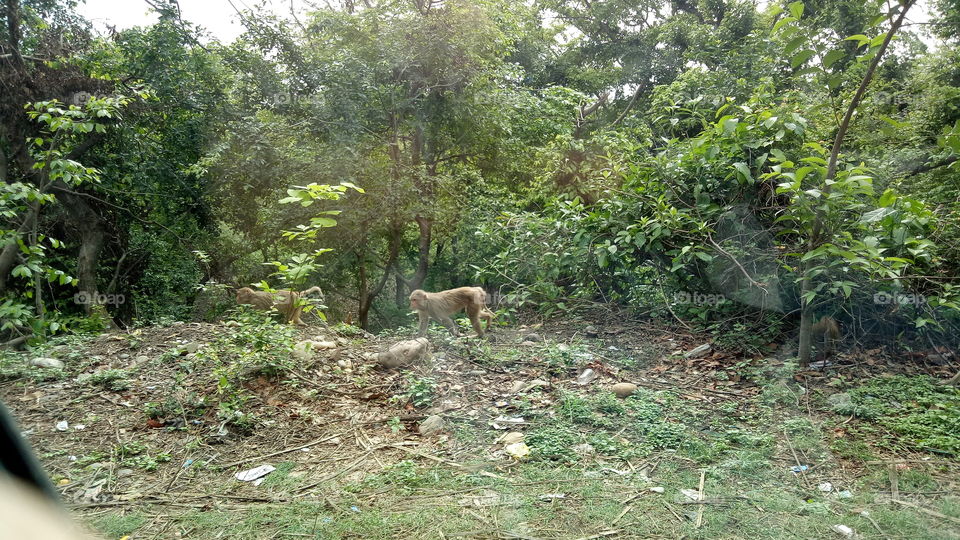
[497,432,524,445]
[576,368,598,385]
[649,486,665,493]
[684,343,711,359]
[818,482,833,492]
[30,357,64,369]
[235,464,276,483]
[810,360,832,369]
[57,479,70,486]
[460,491,502,507]
[680,488,700,501]
[505,442,531,460]
[350,506,360,513]
[55,420,69,431]
[73,424,86,431]
[491,416,525,429]
[790,465,809,474]
[830,524,854,538]
[607,345,619,351]
[182,459,194,468]
[20,429,34,437]
[539,493,565,501]
[573,443,595,456]
[837,490,853,499]
[68,455,77,462]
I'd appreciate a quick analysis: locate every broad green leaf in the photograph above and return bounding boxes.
[785,36,806,56]
[791,49,817,69]
[733,162,754,183]
[788,1,804,19]
[823,49,845,68]
[878,189,897,207]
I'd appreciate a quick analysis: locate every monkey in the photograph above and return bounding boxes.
[811,316,840,357]
[236,286,323,325]
[409,287,490,337]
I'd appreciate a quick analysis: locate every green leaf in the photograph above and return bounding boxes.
[733,162,754,183]
[788,1,804,19]
[772,16,797,34]
[784,36,806,56]
[844,34,870,44]
[827,73,845,90]
[791,49,817,69]
[878,189,896,207]
[823,49,845,68]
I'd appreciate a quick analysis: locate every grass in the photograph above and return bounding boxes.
[4,323,951,539]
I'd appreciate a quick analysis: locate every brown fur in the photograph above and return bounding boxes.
[409,286,491,337]
[236,286,323,325]
[811,316,840,355]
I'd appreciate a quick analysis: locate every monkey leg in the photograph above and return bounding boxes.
[439,316,461,336]
[466,306,484,337]
[417,313,430,336]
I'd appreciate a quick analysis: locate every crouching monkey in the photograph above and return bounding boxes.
[236,286,323,325]
[811,316,841,356]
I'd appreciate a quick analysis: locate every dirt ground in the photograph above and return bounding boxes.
[2,315,958,539]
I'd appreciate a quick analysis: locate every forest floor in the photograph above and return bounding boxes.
[1,313,958,539]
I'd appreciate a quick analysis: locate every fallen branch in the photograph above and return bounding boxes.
[695,470,706,528]
[219,431,347,469]
[891,499,960,525]
[389,444,504,480]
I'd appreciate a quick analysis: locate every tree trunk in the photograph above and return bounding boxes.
[797,0,914,367]
[56,189,106,315]
[409,215,432,290]
[357,250,370,330]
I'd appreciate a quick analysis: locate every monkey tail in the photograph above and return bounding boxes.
[300,286,323,297]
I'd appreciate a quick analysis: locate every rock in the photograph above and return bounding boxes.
[497,432,524,445]
[573,443,595,456]
[509,381,528,394]
[520,341,538,347]
[576,368,598,385]
[292,340,316,362]
[926,353,948,365]
[117,469,134,478]
[684,343,711,359]
[376,338,431,368]
[314,341,337,350]
[649,486,665,494]
[135,355,149,365]
[584,325,599,337]
[827,392,852,411]
[183,342,200,354]
[118,353,130,360]
[419,415,446,437]
[611,382,638,398]
[30,357,64,369]
[523,333,543,342]
[505,442,530,460]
